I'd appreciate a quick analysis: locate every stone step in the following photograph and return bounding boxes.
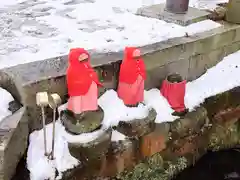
[136,3,211,26]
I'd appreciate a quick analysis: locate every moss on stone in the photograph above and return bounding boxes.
[119,108,240,180]
[118,155,187,180]
[208,122,240,151]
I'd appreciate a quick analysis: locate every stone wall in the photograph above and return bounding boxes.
[117,87,240,180]
[0,21,240,180]
[58,88,240,180]
[144,21,240,89]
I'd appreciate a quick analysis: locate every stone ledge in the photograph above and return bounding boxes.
[1,21,239,87]
[0,107,28,180]
[145,39,240,89]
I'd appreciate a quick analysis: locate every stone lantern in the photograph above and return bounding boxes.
[165,0,190,14]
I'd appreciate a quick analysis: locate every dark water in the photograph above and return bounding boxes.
[174,149,240,180]
[11,155,30,180]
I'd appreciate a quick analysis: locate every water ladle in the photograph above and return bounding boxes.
[48,93,62,160]
[36,92,49,156]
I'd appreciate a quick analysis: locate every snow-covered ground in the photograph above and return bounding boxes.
[28,49,240,180]
[0,0,226,69]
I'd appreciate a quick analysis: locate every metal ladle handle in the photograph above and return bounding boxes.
[36,92,49,156]
[48,93,62,160]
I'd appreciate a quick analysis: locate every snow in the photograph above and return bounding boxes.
[111,130,126,141]
[0,88,14,122]
[27,50,240,180]
[27,122,79,180]
[190,0,228,10]
[185,50,240,111]
[0,0,223,69]
[98,90,149,128]
[62,128,106,144]
[144,89,179,123]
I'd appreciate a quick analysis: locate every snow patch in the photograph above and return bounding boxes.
[62,127,105,144]
[190,0,228,11]
[0,87,14,122]
[111,130,126,142]
[185,50,240,111]
[99,90,149,128]
[27,122,79,180]
[144,89,178,123]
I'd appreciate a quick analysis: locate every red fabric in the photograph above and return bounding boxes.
[161,79,186,112]
[117,75,144,105]
[119,47,146,84]
[67,48,102,96]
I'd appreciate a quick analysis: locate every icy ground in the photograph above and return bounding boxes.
[0,0,226,69]
[27,49,240,180]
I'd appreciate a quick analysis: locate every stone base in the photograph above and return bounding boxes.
[60,108,104,135]
[116,108,157,138]
[68,129,112,163]
[136,3,210,26]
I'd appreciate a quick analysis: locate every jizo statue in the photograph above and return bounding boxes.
[66,48,102,121]
[161,73,188,116]
[117,47,146,107]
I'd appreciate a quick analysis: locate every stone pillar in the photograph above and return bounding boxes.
[165,0,189,14]
[225,0,240,24]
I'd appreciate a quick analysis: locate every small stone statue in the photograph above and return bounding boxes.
[161,73,188,116]
[60,48,112,165]
[61,48,104,134]
[117,47,146,107]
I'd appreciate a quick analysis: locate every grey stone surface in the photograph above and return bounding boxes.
[188,40,240,80]
[136,3,210,26]
[145,58,190,90]
[0,107,28,180]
